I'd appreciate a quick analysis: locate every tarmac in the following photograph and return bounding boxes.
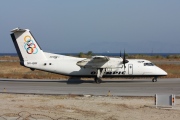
[0,78,180,96]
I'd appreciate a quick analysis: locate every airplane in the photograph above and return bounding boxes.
[10,28,167,83]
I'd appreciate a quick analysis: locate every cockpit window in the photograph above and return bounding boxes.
[144,63,154,66]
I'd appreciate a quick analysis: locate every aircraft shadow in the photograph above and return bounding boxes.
[66,78,152,84]
[0,79,152,84]
[66,77,94,84]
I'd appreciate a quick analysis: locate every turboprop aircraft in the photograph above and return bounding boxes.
[10,28,167,83]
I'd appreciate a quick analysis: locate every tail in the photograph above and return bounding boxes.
[10,28,47,65]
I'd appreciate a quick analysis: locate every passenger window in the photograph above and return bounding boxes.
[106,72,110,74]
[113,71,118,74]
[91,71,96,75]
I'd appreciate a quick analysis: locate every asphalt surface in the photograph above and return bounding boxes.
[0,78,180,96]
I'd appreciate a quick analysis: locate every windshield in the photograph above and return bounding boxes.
[144,63,154,66]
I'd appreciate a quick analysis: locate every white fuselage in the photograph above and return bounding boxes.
[23,52,167,78]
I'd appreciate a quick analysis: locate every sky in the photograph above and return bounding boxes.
[0,0,180,53]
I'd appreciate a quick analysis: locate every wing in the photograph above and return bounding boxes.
[76,56,110,68]
[90,56,110,62]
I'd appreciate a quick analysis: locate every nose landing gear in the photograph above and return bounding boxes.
[152,77,157,82]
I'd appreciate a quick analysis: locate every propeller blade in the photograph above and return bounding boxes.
[123,50,125,63]
[122,50,129,70]
[120,50,122,58]
[123,50,126,69]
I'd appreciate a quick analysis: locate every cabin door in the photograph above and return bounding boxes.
[128,64,133,75]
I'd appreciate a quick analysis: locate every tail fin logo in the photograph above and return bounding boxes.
[24,36,38,54]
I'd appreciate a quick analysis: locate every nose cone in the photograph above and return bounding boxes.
[157,67,168,76]
[160,69,168,76]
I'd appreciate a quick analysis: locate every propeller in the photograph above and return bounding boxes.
[122,50,129,70]
[120,50,122,58]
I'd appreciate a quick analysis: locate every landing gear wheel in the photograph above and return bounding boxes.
[152,78,157,82]
[94,77,101,84]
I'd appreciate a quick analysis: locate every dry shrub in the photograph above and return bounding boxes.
[166,55,180,60]
[0,56,19,61]
[157,64,180,78]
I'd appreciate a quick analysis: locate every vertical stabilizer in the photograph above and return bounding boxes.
[10,28,46,63]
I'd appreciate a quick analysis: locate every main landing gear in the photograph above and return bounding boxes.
[94,77,102,84]
[152,77,157,82]
[94,68,105,84]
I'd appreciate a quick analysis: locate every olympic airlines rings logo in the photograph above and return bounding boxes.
[24,35,38,54]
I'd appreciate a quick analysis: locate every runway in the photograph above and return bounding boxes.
[0,78,180,96]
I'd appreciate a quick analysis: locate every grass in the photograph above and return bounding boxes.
[0,56,180,79]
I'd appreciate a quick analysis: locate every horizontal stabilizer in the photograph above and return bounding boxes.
[11,28,27,33]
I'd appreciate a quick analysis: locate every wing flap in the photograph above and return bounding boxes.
[76,56,110,68]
